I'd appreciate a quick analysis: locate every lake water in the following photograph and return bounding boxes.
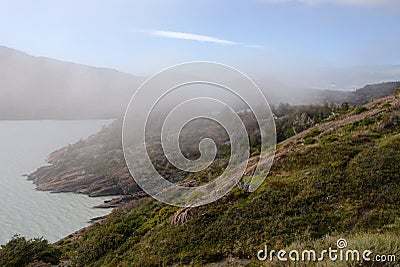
[0,120,115,245]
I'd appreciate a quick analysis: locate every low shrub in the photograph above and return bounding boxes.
[353,106,369,115]
[0,235,61,267]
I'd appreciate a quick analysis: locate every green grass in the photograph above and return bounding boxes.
[3,97,400,267]
[248,232,400,266]
[353,106,370,115]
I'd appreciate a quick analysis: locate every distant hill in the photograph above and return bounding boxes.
[0,46,144,119]
[1,45,399,119]
[295,81,400,106]
[354,81,400,101]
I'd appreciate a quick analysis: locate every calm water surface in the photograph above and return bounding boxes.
[0,120,115,244]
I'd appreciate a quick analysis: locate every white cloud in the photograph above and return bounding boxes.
[258,0,398,7]
[145,30,237,45]
[133,29,265,48]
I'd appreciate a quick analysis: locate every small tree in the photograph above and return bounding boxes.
[341,102,350,112]
[0,235,62,267]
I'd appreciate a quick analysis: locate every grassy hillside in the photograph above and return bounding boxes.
[2,93,400,266]
[49,93,400,266]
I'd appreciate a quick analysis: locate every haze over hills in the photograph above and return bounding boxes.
[0,46,400,119]
[0,46,144,120]
[295,81,400,106]
[1,45,399,120]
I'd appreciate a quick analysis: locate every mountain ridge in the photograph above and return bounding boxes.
[0,45,144,120]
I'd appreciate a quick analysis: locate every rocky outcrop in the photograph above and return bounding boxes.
[94,191,148,208]
[28,120,139,197]
[28,115,234,198]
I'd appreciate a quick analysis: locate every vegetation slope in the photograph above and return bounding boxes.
[52,92,400,266]
[2,91,400,267]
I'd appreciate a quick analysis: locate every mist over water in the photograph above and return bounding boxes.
[0,120,114,245]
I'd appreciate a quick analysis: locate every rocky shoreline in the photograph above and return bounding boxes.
[25,120,148,216]
[93,191,148,209]
[27,120,140,197]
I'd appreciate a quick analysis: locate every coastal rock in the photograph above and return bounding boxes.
[28,120,140,197]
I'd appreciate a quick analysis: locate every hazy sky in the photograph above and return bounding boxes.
[1,0,400,89]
